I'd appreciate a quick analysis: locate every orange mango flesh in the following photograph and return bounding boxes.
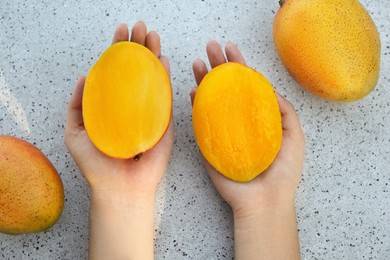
[0,136,64,235]
[192,62,282,182]
[273,0,381,102]
[83,42,171,159]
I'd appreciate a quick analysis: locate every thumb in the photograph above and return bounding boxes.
[190,87,197,106]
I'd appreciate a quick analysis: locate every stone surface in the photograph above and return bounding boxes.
[0,0,389,259]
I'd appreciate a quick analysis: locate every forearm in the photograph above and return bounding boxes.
[88,189,155,260]
[233,198,300,260]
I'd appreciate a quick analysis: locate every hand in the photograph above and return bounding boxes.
[65,22,173,260]
[65,21,174,200]
[191,40,304,259]
[191,40,305,216]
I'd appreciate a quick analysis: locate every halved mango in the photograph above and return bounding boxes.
[192,62,282,182]
[83,42,171,159]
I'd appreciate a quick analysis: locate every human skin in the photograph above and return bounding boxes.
[64,21,173,260]
[191,40,305,260]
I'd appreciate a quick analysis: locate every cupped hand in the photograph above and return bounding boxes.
[191,40,305,215]
[65,22,174,199]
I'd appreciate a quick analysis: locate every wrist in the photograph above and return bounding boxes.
[233,198,300,260]
[232,191,296,220]
[234,199,295,223]
[88,185,156,260]
[90,186,156,211]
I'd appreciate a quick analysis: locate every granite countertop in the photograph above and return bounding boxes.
[0,0,389,259]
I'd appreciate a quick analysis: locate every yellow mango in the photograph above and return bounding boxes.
[0,136,64,235]
[273,0,381,102]
[192,62,282,182]
[83,42,172,159]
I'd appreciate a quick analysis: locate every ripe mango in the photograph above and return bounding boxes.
[0,136,64,235]
[273,0,381,102]
[83,42,172,159]
[192,62,282,182]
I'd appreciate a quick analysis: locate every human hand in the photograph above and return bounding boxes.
[65,22,174,201]
[191,40,305,216]
[65,22,173,260]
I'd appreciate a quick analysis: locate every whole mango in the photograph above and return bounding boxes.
[273,0,381,102]
[0,136,64,235]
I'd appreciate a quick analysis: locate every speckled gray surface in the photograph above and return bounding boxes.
[0,0,389,259]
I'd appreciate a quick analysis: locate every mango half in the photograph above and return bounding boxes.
[83,42,172,158]
[192,62,282,182]
[273,0,381,102]
[0,136,64,235]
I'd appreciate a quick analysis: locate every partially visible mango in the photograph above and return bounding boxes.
[273,0,381,102]
[0,136,64,235]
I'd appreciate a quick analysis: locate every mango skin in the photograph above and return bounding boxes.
[0,136,64,235]
[273,0,381,102]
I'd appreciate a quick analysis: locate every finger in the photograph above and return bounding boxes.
[276,92,304,139]
[156,115,174,153]
[159,55,170,79]
[190,87,197,106]
[192,58,208,86]
[66,75,86,128]
[225,42,246,65]
[143,114,174,167]
[130,21,147,45]
[206,40,226,68]
[145,31,161,58]
[111,23,129,44]
[152,115,174,150]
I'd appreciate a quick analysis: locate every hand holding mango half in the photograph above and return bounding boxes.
[273,0,381,102]
[0,136,64,235]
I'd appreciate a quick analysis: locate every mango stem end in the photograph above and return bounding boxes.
[133,153,142,161]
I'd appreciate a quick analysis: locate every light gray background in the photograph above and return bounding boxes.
[0,0,389,259]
